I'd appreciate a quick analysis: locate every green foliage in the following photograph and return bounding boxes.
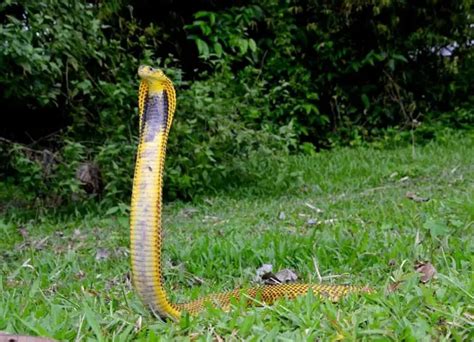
[186,6,261,62]
[184,0,473,146]
[166,68,297,198]
[1,1,97,106]
[0,0,472,205]
[6,140,86,204]
[2,69,296,204]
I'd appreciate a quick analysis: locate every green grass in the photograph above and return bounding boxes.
[1,132,473,340]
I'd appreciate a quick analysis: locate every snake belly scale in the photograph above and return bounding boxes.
[130,65,371,321]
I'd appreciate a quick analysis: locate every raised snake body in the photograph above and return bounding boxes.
[130,65,371,320]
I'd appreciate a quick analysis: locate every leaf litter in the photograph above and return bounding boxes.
[406,191,430,202]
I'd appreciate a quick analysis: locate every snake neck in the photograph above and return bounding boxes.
[130,85,180,320]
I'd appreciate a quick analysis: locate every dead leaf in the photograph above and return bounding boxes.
[0,334,56,342]
[188,333,200,341]
[76,162,102,194]
[387,281,402,293]
[75,270,86,280]
[254,264,273,283]
[254,264,298,284]
[189,275,205,285]
[32,237,49,250]
[134,316,142,332]
[113,246,129,258]
[18,226,29,239]
[255,264,273,277]
[303,202,323,213]
[463,312,474,321]
[399,176,410,182]
[6,278,22,287]
[45,283,58,295]
[213,332,224,342]
[179,208,199,218]
[95,248,110,261]
[41,149,55,176]
[415,261,437,283]
[273,269,298,283]
[406,191,430,202]
[202,215,219,223]
[261,272,281,284]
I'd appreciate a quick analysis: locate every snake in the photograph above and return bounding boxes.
[130,65,371,320]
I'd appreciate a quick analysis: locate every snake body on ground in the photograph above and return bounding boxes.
[130,65,371,320]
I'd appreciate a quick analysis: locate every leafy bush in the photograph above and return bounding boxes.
[0,0,472,208]
[6,140,86,205]
[166,68,297,198]
[187,0,473,146]
[1,68,295,204]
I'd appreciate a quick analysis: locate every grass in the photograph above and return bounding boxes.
[1,131,473,340]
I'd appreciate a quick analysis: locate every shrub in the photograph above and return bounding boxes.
[0,0,472,208]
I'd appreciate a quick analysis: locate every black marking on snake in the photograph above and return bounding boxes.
[143,92,169,142]
[139,92,149,138]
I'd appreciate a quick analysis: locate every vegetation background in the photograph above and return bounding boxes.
[0,1,473,340]
[0,0,472,208]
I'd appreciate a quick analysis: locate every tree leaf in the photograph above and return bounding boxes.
[424,219,449,238]
[195,38,209,58]
[248,38,257,52]
[361,94,370,108]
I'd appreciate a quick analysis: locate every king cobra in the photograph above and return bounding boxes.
[130,65,371,320]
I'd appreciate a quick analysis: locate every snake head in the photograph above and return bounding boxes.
[138,65,168,82]
[138,65,172,93]
[138,65,164,78]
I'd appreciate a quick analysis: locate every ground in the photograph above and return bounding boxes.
[1,132,473,340]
